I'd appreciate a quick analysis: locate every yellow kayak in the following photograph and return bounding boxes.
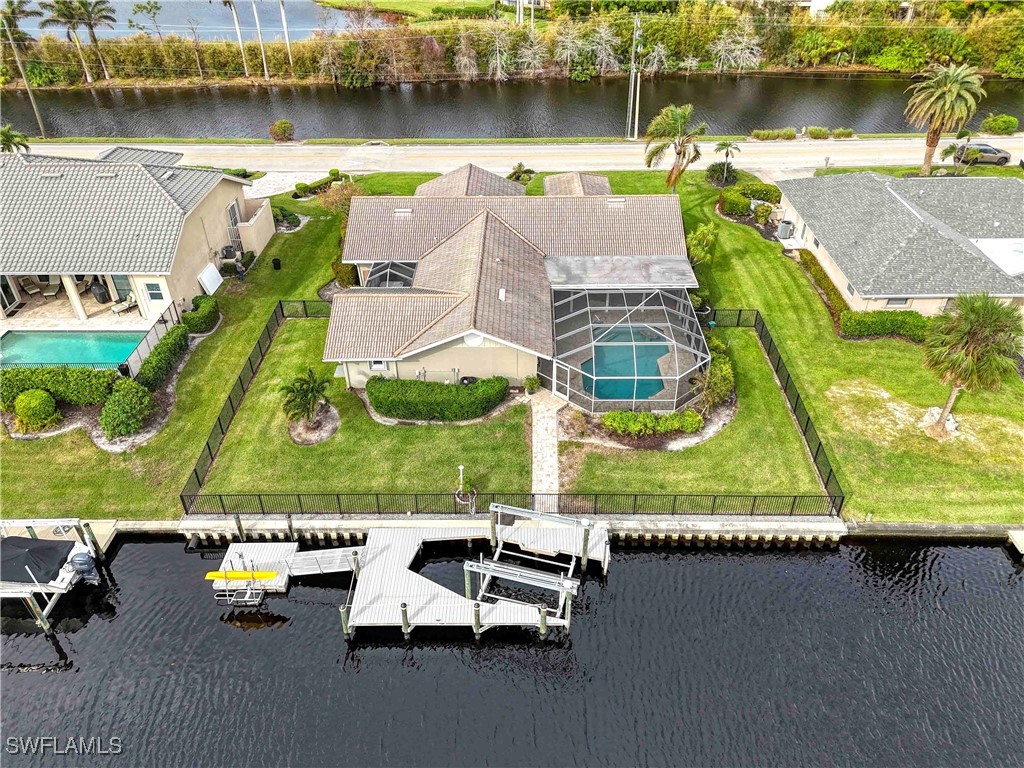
[205,570,279,581]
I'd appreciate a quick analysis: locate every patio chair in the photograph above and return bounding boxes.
[75,276,93,295]
[17,277,41,297]
[111,292,137,315]
[41,281,61,299]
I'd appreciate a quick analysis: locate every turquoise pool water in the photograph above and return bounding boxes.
[0,330,146,367]
[581,326,669,400]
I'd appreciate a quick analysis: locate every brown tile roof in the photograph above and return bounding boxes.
[414,164,526,198]
[543,172,612,196]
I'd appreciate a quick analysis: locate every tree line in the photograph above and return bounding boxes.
[1,0,1022,87]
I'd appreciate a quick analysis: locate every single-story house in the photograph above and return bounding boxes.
[777,173,1024,316]
[324,166,710,413]
[0,148,274,329]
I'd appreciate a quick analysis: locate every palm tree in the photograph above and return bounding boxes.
[222,0,250,78]
[249,0,269,81]
[278,0,292,72]
[924,294,1022,436]
[643,103,708,194]
[75,0,115,80]
[1,123,31,152]
[40,0,93,83]
[714,139,740,184]
[280,367,332,427]
[1,0,42,43]
[905,63,986,176]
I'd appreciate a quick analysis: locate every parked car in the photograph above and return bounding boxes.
[954,143,1011,166]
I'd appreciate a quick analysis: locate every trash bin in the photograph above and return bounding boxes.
[272,258,282,270]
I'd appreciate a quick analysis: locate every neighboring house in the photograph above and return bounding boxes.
[324,166,710,413]
[0,149,274,328]
[777,173,1024,316]
[542,172,612,197]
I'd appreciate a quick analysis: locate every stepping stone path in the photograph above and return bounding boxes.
[530,391,565,508]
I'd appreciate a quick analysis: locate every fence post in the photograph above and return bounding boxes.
[233,513,245,542]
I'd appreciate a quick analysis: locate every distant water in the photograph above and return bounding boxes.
[2,540,1022,767]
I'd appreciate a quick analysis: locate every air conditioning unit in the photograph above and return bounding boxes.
[221,245,236,260]
[777,220,795,239]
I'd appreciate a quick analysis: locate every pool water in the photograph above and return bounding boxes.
[581,326,668,400]
[0,331,146,366]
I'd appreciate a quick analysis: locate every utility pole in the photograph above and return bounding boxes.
[3,19,47,138]
[624,14,639,140]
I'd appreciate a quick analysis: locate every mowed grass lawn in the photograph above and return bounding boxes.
[202,319,531,494]
[566,328,821,495]
[814,164,1024,179]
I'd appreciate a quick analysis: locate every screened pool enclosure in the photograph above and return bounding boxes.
[538,289,711,413]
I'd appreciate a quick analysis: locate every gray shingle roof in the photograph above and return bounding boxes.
[95,146,184,166]
[414,164,526,197]
[543,172,612,196]
[777,173,1024,297]
[325,291,460,361]
[0,153,244,275]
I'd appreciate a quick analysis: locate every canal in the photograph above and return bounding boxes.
[1,539,1021,767]
[6,75,1023,139]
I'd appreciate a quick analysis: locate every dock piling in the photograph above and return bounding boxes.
[488,510,497,548]
[24,593,51,635]
[472,602,482,639]
[581,522,591,570]
[539,605,548,638]
[400,602,411,639]
[26,526,37,539]
[233,514,245,542]
[339,605,350,639]
[351,550,361,578]
[81,522,105,563]
[464,568,472,599]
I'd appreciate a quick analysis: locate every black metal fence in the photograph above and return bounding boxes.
[179,302,845,517]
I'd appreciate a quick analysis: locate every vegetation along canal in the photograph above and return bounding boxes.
[7,75,1023,139]
[1,539,1021,767]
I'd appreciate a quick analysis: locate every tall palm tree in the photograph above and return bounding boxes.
[643,103,708,194]
[278,0,292,72]
[40,0,93,83]
[714,139,740,184]
[280,367,332,427]
[250,0,269,80]
[905,63,986,176]
[222,0,250,77]
[924,293,1022,436]
[75,0,115,80]
[1,123,31,152]
[1,0,42,43]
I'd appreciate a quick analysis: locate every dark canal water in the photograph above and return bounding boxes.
[2,539,1022,767]
[6,75,1023,139]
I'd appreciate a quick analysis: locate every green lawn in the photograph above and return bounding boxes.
[318,0,507,20]
[202,320,530,494]
[567,328,821,495]
[815,164,1024,178]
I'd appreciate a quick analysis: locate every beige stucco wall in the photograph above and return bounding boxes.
[341,336,539,388]
[238,199,275,256]
[127,275,171,321]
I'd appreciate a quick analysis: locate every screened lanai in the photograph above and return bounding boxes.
[538,289,711,413]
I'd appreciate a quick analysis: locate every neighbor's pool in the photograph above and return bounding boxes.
[0,330,146,367]
[581,326,668,400]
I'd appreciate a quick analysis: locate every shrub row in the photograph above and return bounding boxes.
[272,206,301,227]
[980,113,1018,135]
[430,5,496,19]
[695,333,735,412]
[807,126,829,139]
[295,175,335,197]
[366,375,508,421]
[832,128,855,138]
[98,378,155,439]
[136,325,189,391]
[181,295,219,334]
[839,310,932,343]
[718,188,751,216]
[751,127,797,141]
[14,389,60,432]
[735,181,782,204]
[798,250,850,317]
[601,409,703,438]
[0,367,118,410]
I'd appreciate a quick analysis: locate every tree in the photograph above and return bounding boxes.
[40,0,94,83]
[642,41,669,76]
[75,0,115,80]
[249,0,269,80]
[1,0,42,44]
[714,140,740,184]
[455,35,477,80]
[1,123,31,152]
[923,294,1023,437]
[643,103,708,194]
[905,63,986,176]
[487,23,511,81]
[939,129,979,175]
[280,367,332,427]
[184,16,204,80]
[709,20,762,72]
[553,20,585,74]
[127,0,161,43]
[516,27,545,73]
[590,22,620,75]
[278,0,292,72]
[221,0,250,77]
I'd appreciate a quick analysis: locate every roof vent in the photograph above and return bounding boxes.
[161,170,176,180]
[96,171,118,178]
[40,171,63,179]
[498,288,507,302]
[394,208,412,216]
[607,197,625,206]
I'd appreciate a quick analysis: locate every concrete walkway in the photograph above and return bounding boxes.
[530,391,565,499]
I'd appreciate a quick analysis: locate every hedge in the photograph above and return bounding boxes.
[798,249,850,317]
[980,113,1018,135]
[14,389,60,432]
[833,128,854,139]
[366,375,508,421]
[181,295,219,334]
[602,409,704,438]
[839,310,932,343]
[735,182,782,204]
[807,126,829,139]
[719,188,751,216]
[136,324,189,391]
[753,203,772,224]
[751,127,797,141]
[99,377,154,439]
[0,367,118,410]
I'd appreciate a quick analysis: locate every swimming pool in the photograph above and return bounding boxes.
[0,330,146,367]
[581,326,669,400]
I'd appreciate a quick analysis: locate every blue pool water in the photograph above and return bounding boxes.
[581,326,669,400]
[0,331,146,366]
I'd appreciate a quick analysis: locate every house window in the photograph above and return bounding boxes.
[885,298,908,307]
[846,282,855,296]
[145,283,164,301]
[369,361,388,371]
[813,238,820,248]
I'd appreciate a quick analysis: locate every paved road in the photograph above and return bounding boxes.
[31,137,1021,178]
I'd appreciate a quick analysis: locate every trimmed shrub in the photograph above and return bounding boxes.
[706,333,727,358]
[798,249,850,316]
[807,126,829,139]
[430,4,496,18]
[602,411,658,438]
[832,128,854,139]
[136,325,189,391]
[0,367,117,410]
[753,203,773,224]
[705,161,738,187]
[224,168,248,178]
[294,182,310,196]
[13,389,60,432]
[735,182,782,204]
[980,113,1018,135]
[751,127,797,141]
[366,376,508,421]
[331,259,357,287]
[99,378,154,439]
[181,295,219,334]
[839,310,932,343]
[719,188,751,217]
[270,119,294,142]
[655,409,704,435]
[329,168,341,179]
[685,222,719,265]
[697,354,735,411]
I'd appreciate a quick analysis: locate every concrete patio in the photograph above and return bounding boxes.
[1,285,151,332]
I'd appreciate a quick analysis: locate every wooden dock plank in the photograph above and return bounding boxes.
[213,542,298,592]
[1008,530,1024,556]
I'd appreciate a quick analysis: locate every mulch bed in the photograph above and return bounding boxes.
[288,403,340,445]
[714,203,779,242]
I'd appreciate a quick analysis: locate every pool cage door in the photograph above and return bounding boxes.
[551,362,571,400]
